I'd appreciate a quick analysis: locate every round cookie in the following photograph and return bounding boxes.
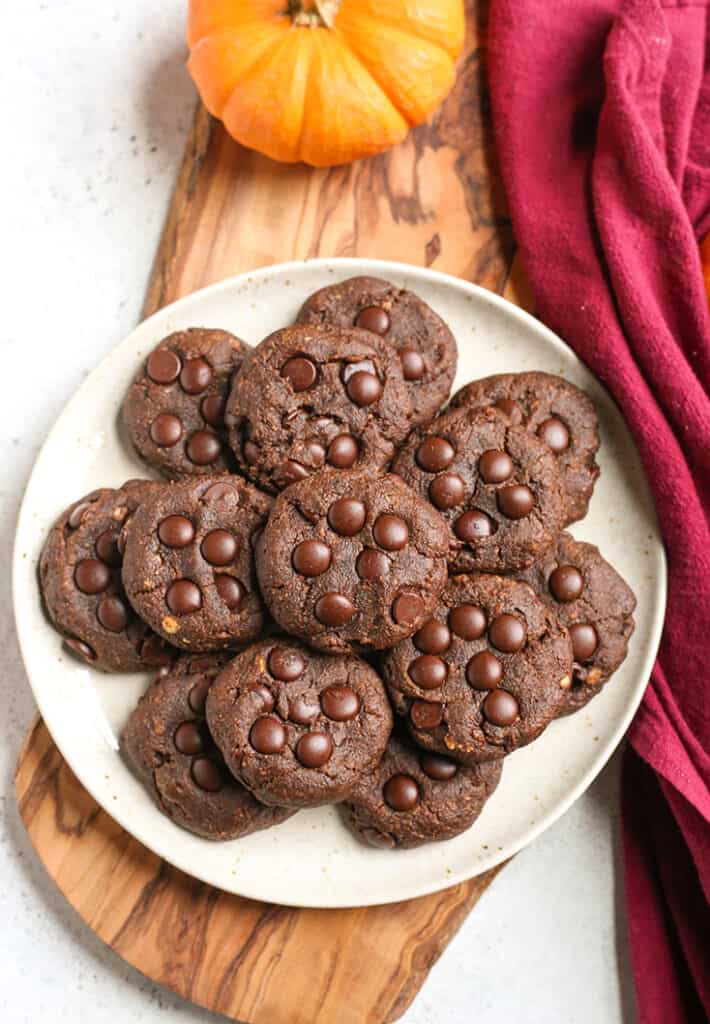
[518,532,636,714]
[39,481,176,671]
[393,404,569,573]
[450,371,600,522]
[255,470,449,653]
[121,475,272,652]
[224,324,413,493]
[122,328,248,480]
[344,734,502,849]
[296,276,457,425]
[382,574,573,763]
[206,639,393,807]
[122,653,295,839]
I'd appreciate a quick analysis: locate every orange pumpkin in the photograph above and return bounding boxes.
[187,0,465,167]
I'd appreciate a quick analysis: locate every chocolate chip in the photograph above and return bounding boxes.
[95,530,122,568]
[244,440,260,464]
[414,619,451,654]
[410,700,444,730]
[303,440,326,466]
[355,305,390,334]
[74,559,110,594]
[327,434,358,468]
[569,623,598,661]
[479,449,513,484]
[158,515,195,548]
[268,646,305,681]
[64,637,96,662]
[327,498,366,535]
[97,596,129,632]
[538,417,570,453]
[373,514,408,550]
[489,613,526,653]
[399,347,425,381]
[449,603,487,640]
[419,752,458,781]
[250,716,287,754]
[296,731,333,768]
[289,697,320,725]
[191,757,224,792]
[166,579,202,615]
[361,828,396,849]
[68,502,92,529]
[249,684,275,712]
[494,398,524,424]
[392,592,424,625]
[174,721,205,755]
[409,654,447,689]
[416,437,455,472]
[180,357,212,395]
[482,688,519,726]
[281,356,318,391]
[320,685,360,721]
[454,510,494,542]
[201,529,237,566]
[346,371,383,406]
[429,473,465,509]
[150,413,183,447]
[202,481,238,502]
[201,395,225,427]
[314,592,356,626]
[292,539,332,576]
[147,348,181,384]
[139,634,174,667]
[214,575,245,610]
[277,459,309,486]
[497,484,534,519]
[384,774,420,811]
[186,429,221,465]
[356,548,390,579]
[549,565,584,602]
[188,680,211,714]
[466,650,502,690]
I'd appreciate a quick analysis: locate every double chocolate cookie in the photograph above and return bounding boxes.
[393,405,568,573]
[121,476,272,652]
[518,532,636,714]
[451,372,600,522]
[123,328,248,479]
[344,734,502,849]
[256,470,449,653]
[382,574,572,763]
[206,639,393,807]
[224,324,412,493]
[40,481,175,671]
[296,276,457,425]
[122,653,295,839]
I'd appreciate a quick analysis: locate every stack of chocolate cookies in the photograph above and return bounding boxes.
[39,276,636,850]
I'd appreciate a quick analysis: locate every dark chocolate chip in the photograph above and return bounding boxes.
[292,539,332,576]
[327,434,358,468]
[314,592,356,627]
[384,774,420,811]
[355,305,390,334]
[201,395,226,427]
[409,654,447,690]
[373,514,408,551]
[180,357,212,395]
[414,618,451,654]
[97,596,129,632]
[466,650,502,690]
[250,716,287,754]
[281,356,318,391]
[429,472,465,510]
[296,731,333,768]
[214,575,245,610]
[201,529,237,566]
[191,757,224,792]
[268,646,305,681]
[64,637,96,662]
[416,436,455,472]
[479,449,513,484]
[289,696,320,725]
[147,348,181,384]
[419,752,458,781]
[399,347,425,381]
[454,510,494,542]
[320,685,360,721]
[569,623,599,661]
[174,721,205,755]
[356,548,390,579]
[95,530,122,568]
[489,613,527,653]
[538,417,570,453]
[409,700,444,730]
[186,429,221,465]
[549,565,584,602]
[150,414,183,447]
[449,603,487,640]
[497,484,534,519]
[346,370,382,406]
[166,579,202,615]
[494,398,524,424]
[327,498,366,536]
[392,591,424,625]
[74,559,110,595]
[482,688,519,726]
[158,515,195,548]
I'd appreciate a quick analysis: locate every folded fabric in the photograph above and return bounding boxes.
[488,1,710,1020]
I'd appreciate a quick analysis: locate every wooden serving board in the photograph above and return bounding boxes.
[16,5,530,1021]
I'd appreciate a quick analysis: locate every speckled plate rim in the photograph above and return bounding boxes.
[13,257,666,908]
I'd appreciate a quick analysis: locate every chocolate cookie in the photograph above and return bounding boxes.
[382,574,572,763]
[121,475,272,652]
[39,481,176,671]
[122,328,248,479]
[393,405,569,573]
[122,653,295,839]
[450,372,600,522]
[518,532,636,714]
[296,276,457,425]
[224,324,413,493]
[255,470,449,653]
[344,734,502,848]
[206,639,393,807]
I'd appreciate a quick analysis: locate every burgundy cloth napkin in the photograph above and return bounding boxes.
[487,1,710,1020]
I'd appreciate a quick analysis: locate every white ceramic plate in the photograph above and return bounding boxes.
[13,258,666,908]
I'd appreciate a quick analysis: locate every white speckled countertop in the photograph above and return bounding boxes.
[0,4,637,1021]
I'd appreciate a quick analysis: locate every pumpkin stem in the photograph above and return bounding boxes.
[289,0,341,28]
